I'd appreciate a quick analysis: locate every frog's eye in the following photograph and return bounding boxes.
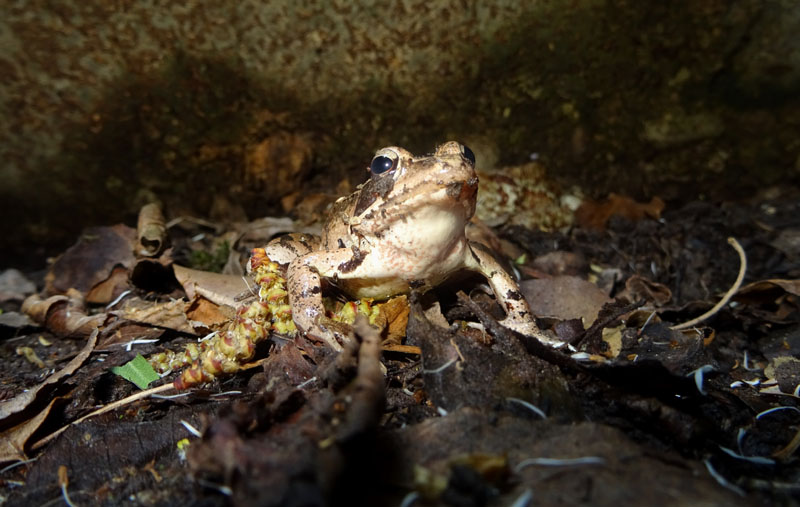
[370,153,397,175]
[461,144,476,166]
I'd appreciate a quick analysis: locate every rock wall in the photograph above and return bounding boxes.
[1,0,798,265]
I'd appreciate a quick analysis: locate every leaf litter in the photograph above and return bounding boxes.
[1,191,799,505]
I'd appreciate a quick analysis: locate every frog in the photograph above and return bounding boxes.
[263,141,558,351]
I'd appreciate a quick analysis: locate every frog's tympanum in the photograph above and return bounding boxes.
[264,142,558,350]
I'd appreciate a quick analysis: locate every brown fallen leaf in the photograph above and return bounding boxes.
[575,193,665,230]
[113,298,197,335]
[0,269,36,303]
[0,398,58,463]
[185,296,235,329]
[0,329,97,427]
[44,224,137,300]
[97,323,165,349]
[86,265,130,304]
[0,311,36,330]
[173,264,251,309]
[21,290,106,337]
[619,274,672,306]
[736,279,800,299]
[520,276,612,326]
[733,278,800,323]
[373,295,410,345]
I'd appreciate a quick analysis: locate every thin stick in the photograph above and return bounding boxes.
[32,383,176,450]
[671,237,746,330]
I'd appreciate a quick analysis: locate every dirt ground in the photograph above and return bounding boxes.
[2,190,799,506]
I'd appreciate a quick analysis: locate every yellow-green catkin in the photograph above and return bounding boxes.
[150,247,296,390]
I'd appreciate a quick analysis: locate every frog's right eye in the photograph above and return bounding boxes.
[370,153,397,175]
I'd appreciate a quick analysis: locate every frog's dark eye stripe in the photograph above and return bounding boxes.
[370,154,396,175]
[461,144,476,166]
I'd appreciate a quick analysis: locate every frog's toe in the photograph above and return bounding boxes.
[306,317,354,352]
[501,318,563,347]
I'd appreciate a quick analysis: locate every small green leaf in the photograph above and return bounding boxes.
[111,354,161,390]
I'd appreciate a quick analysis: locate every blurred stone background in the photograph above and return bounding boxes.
[1,0,798,267]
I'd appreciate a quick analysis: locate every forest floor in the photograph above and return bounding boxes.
[2,188,799,506]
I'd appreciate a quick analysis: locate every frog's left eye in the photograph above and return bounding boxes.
[370,153,398,175]
[461,145,476,166]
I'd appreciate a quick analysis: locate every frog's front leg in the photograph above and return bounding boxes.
[287,248,359,351]
[464,242,562,346]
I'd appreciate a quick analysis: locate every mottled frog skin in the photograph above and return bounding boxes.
[265,141,555,350]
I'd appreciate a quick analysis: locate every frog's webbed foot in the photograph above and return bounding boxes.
[305,316,353,352]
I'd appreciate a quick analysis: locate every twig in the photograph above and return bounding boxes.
[58,466,76,507]
[672,237,746,330]
[32,383,176,450]
[773,425,800,461]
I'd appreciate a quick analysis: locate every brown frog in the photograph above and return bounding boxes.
[264,141,558,350]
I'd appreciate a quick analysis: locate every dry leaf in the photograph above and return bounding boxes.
[736,279,800,299]
[44,224,136,296]
[0,398,58,463]
[373,296,410,345]
[0,329,97,426]
[521,276,611,326]
[575,193,665,230]
[97,323,165,349]
[173,264,251,309]
[113,298,196,335]
[601,324,624,358]
[0,269,36,303]
[22,291,105,337]
[185,296,235,329]
[85,265,130,304]
[620,274,672,306]
[136,203,168,257]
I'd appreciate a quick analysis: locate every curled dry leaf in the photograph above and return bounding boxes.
[620,274,672,306]
[735,279,800,300]
[21,290,105,337]
[136,203,168,257]
[733,278,800,323]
